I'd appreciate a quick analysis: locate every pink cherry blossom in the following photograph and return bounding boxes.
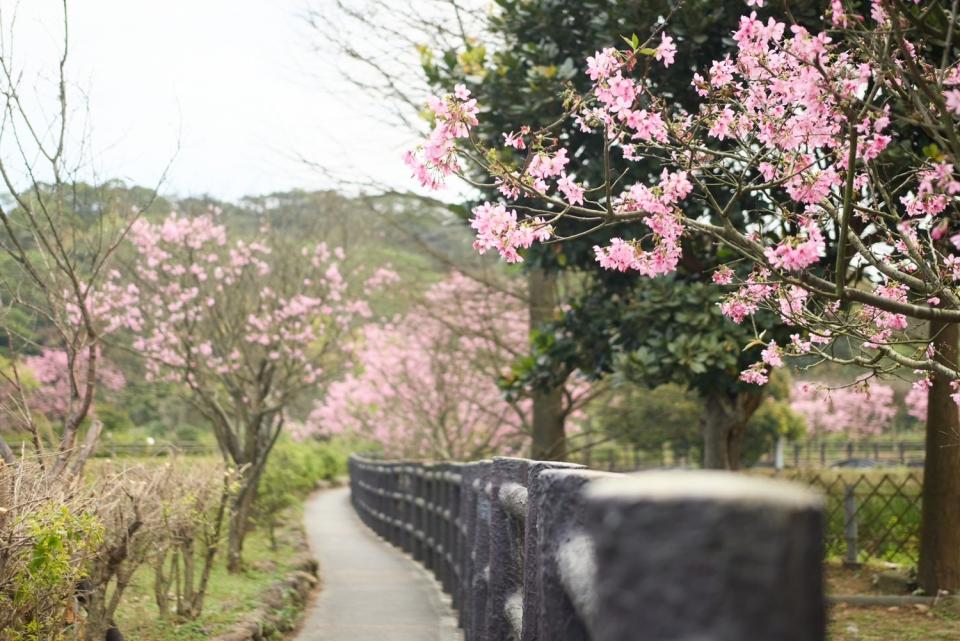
[790,380,896,436]
[654,35,677,67]
[557,173,585,206]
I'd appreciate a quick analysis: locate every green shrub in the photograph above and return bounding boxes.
[742,399,806,467]
[95,404,134,433]
[1,491,104,641]
[253,439,345,547]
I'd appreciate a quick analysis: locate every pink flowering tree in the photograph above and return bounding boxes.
[105,210,377,571]
[307,272,590,459]
[20,349,125,422]
[406,0,960,590]
[906,383,929,421]
[790,380,896,438]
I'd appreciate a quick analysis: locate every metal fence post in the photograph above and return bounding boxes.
[843,482,860,567]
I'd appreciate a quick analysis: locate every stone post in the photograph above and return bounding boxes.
[583,471,825,641]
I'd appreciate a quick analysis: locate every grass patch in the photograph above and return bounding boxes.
[113,504,306,641]
[825,561,960,639]
[829,603,960,640]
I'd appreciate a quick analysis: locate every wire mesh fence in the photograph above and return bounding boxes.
[782,470,923,565]
[565,437,927,471]
[566,442,923,566]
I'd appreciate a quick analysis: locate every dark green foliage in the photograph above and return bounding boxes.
[741,399,807,467]
[515,277,772,396]
[94,404,135,433]
[590,383,702,464]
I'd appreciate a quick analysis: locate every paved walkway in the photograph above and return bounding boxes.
[296,487,462,641]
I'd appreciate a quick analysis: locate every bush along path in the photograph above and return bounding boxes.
[108,501,317,641]
[295,486,462,641]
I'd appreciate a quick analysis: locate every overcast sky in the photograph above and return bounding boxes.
[6,0,415,201]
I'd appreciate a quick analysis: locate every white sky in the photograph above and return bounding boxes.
[5,0,416,201]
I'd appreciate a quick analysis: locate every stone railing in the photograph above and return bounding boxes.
[348,454,825,641]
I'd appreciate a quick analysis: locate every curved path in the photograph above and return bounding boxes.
[296,487,462,641]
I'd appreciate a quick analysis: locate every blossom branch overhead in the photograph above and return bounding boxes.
[404,0,960,393]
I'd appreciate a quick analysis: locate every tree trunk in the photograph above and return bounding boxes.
[702,393,733,470]
[531,385,566,460]
[528,267,566,460]
[702,389,763,470]
[918,320,960,593]
[152,553,172,618]
[226,480,255,573]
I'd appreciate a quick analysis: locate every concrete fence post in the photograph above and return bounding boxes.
[520,461,584,641]
[485,457,531,641]
[583,471,825,641]
[458,460,492,641]
[532,469,617,641]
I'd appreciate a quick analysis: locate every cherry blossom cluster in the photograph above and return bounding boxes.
[305,272,593,458]
[403,84,478,189]
[470,202,552,263]
[790,379,896,436]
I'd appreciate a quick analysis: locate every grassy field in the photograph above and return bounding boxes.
[113,505,307,641]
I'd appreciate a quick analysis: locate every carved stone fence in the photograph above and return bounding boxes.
[348,454,826,641]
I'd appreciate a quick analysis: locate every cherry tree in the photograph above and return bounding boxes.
[307,271,589,459]
[20,349,125,422]
[0,348,126,463]
[790,380,896,437]
[105,210,375,571]
[906,383,929,420]
[406,0,960,591]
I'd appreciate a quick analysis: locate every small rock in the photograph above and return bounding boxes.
[250,559,277,573]
[292,569,318,587]
[873,571,913,594]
